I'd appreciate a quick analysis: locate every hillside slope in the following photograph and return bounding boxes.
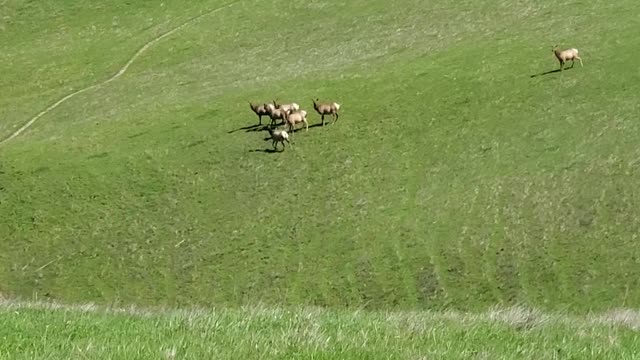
[1,0,640,311]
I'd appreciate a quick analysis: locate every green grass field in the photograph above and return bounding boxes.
[3,301,640,359]
[2,0,640,316]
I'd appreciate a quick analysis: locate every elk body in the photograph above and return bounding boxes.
[311,99,341,127]
[284,110,309,133]
[553,45,583,70]
[264,126,290,151]
[265,103,288,126]
[249,102,269,125]
[273,100,299,114]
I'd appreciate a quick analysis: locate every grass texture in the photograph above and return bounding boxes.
[1,0,640,312]
[2,301,640,359]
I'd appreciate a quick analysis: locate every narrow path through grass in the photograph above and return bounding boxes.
[0,1,239,146]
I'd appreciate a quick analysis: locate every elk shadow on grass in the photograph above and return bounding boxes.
[248,148,281,154]
[87,152,109,160]
[281,127,303,134]
[307,123,327,130]
[228,123,263,134]
[128,131,148,139]
[287,123,323,133]
[186,139,206,148]
[530,65,575,78]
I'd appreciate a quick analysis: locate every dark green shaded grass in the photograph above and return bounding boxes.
[1,0,640,312]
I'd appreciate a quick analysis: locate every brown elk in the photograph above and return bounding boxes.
[311,98,341,127]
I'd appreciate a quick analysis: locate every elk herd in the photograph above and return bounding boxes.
[249,99,341,151]
[245,45,582,152]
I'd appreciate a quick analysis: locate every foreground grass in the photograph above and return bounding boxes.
[1,301,640,359]
[1,0,640,312]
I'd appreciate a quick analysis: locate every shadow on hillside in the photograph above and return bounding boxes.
[128,131,148,139]
[308,123,329,130]
[288,127,310,134]
[228,123,263,134]
[186,139,206,148]
[530,66,575,78]
[249,148,281,154]
[232,120,333,135]
[87,152,109,160]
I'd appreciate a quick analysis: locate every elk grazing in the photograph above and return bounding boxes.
[552,45,583,70]
[311,98,341,127]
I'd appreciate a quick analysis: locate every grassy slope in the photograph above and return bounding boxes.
[0,0,226,136]
[1,0,640,311]
[2,302,640,359]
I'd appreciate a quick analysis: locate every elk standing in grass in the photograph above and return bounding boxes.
[273,100,299,114]
[553,45,583,71]
[312,98,341,127]
[249,102,269,125]
[265,103,288,126]
[264,126,290,151]
[284,110,309,133]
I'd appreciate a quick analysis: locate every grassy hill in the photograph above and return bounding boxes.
[3,301,640,359]
[1,0,640,312]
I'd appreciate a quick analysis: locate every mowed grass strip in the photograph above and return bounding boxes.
[1,0,640,312]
